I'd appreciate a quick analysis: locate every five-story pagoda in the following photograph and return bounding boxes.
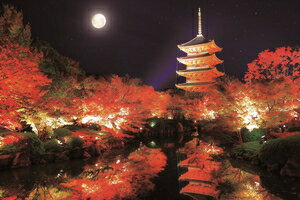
[176,8,224,92]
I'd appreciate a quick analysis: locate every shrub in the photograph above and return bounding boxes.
[54,128,71,138]
[22,132,45,155]
[67,136,84,149]
[241,128,265,142]
[0,144,20,155]
[258,135,300,167]
[44,139,63,152]
[63,125,81,131]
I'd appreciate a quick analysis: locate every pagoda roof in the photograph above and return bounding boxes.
[179,168,214,183]
[180,182,219,198]
[178,155,211,168]
[177,53,223,66]
[178,39,222,55]
[179,35,210,47]
[176,68,224,80]
[175,82,214,92]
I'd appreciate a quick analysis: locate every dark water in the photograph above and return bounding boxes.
[0,138,299,200]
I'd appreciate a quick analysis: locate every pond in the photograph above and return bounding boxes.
[0,137,299,200]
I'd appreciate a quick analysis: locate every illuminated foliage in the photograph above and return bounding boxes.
[217,163,272,200]
[76,75,169,137]
[0,135,19,146]
[180,76,299,132]
[0,39,51,130]
[245,46,300,81]
[60,146,167,200]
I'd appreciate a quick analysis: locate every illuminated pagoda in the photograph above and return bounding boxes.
[176,8,224,92]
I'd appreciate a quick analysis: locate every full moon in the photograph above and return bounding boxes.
[91,13,106,29]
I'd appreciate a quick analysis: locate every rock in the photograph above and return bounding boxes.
[0,154,14,169]
[11,152,31,168]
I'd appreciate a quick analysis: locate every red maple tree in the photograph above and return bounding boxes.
[75,75,168,137]
[245,46,300,81]
[0,39,51,130]
[60,146,167,200]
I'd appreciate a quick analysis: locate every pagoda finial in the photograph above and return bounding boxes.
[198,8,202,36]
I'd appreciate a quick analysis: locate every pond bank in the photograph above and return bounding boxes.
[230,134,300,178]
[0,130,124,170]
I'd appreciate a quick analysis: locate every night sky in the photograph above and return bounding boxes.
[2,0,300,89]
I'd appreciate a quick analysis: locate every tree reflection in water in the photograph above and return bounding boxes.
[0,146,167,200]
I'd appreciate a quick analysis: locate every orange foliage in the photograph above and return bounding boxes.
[0,39,51,130]
[245,46,300,81]
[2,196,18,200]
[61,146,167,200]
[0,135,19,145]
[181,77,299,131]
[76,75,169,137]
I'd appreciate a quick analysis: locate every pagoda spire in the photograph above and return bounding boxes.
[198,8,202,36]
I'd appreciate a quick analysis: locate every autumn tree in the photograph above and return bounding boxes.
[60,146,167,200]
[204,77,300,132]
[244,46,300,128]
[0,39,51,130]
[75,75,169,137]
[245,78,299,128]
[0,4,32,46]
[245,46,300,82]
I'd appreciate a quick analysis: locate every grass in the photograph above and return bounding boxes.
[231,141,263,160]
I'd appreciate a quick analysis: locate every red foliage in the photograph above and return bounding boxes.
[245,46,300,81]
[0,39,51,130]
[0,135,20,145]
[71,131,99,141]
[76,75,169,137]
[61,146,167,200]
[2,196,18,200]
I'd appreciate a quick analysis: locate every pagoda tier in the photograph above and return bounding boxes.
[177,139,223,199]
[178,39,222,55]
[179,168,214,183]
[176,68,224,81]
[176,8,224,92]
[175,83,213,92]
[180,182,219,198]
[177,53,223,66]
